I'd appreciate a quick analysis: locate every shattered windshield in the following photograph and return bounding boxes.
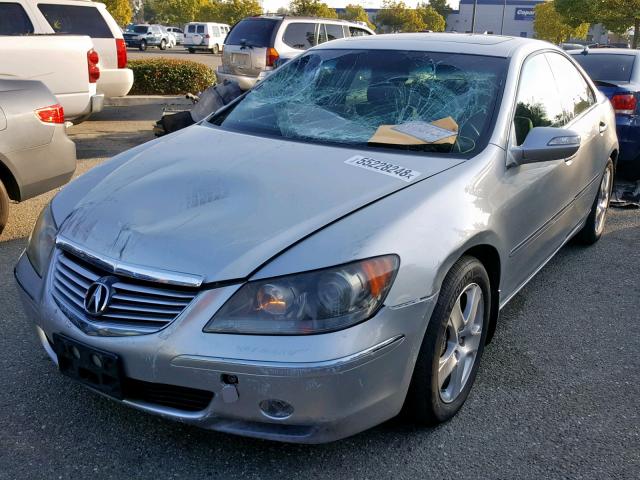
[212,49,507,155]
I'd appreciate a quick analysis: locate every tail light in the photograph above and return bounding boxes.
[611,93,637,115]
[35,104,65,124]
[266,47,279,67]
[205,34,210,39]
[87,48,100,83]
[115,38,127,69]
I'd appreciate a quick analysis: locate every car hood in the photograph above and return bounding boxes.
[58,125,462,283]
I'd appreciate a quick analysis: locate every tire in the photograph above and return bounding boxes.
[0,180,9,236]
[404,255,491,425]
[139,40,147,51]
[212,44,219,55]
[188,48,195,54]
[574,158,614,245]
[160,39,167,50]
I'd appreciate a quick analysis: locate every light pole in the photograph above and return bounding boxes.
[500,0,507,35]
[471,0,478,33]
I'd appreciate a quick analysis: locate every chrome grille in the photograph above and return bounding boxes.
[51,250,198,335]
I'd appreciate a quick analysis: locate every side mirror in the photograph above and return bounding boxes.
[510,127,581,166]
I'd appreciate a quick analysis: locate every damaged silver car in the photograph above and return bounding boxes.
[15,34,618,443]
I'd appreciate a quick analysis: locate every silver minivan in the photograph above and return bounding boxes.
[217,16,374,90]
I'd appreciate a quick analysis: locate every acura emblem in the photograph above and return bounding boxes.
[84,277,116,316]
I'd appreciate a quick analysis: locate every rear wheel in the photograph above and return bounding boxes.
[404,256,491,425]
[188,47,195,54]
[139,40,147,51]
[0,180,9,235]
[575,158,614,245]
[212,44,220,54]
[160,39,167,50]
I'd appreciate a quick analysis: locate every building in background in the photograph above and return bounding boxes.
[446,0,546,38]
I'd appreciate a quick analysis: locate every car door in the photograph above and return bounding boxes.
[545,52,604,218]
[501,52,585,294]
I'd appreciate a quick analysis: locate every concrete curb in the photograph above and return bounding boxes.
[105,95,192,107]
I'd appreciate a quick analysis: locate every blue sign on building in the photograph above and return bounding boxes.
[514,7,536,21]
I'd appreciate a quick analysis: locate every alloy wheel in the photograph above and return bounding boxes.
[595,165,612,236]
[438,283,484,403]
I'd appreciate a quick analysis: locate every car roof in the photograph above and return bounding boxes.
[568,48,640,56]
[314,33,554,57]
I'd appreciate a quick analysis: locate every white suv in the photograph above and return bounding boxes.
[217,16,374,90]
[0,0,133,98]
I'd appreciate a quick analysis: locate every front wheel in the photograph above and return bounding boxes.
[139,40,147,51]
[160,39,167,50]
[575,158,614,245]
[0,180,9,235]
[404,256,491,425]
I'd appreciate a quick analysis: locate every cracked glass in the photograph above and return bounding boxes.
[212,49,507,156]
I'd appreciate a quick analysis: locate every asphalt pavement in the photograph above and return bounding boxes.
[0,107,639,479]
[128,46,222,70]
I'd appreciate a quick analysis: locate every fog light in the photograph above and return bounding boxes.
[259,399,294,419]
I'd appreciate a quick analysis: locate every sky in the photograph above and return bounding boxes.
[261,0,461,14]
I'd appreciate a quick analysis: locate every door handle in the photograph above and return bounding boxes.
[599,122,607,134]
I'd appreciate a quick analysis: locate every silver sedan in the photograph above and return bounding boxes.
[16,34,618,443]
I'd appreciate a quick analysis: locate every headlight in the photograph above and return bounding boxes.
[204,255,399,335]
[26,205,58,277]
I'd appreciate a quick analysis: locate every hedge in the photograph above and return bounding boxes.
[128,59,216,95]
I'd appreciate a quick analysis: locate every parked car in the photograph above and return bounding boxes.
[161,26,177,48]
[123,24,170,50]
[571,48,640,178]
[16,34,618,444]
[0,0,133,99]
[0,35,103,123]
[184,22,230,54]
[0,78,75,234]
[217,16,374,90]
[165,26,184,44]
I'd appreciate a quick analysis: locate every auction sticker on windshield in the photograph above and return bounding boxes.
[345,156,421,183]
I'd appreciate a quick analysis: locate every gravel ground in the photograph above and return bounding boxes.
[0,108,638,479]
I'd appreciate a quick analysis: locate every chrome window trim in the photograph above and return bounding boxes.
[55,235,204,288]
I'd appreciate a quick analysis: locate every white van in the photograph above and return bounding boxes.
[184,22,230,54]
[0,0,133,99]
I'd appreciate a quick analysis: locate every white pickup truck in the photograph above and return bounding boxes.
[0,35,103,122]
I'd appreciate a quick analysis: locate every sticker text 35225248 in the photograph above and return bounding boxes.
[344,156,422,183]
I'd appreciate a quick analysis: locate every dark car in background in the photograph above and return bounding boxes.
[572,48,640,178]
[123,24,170,51]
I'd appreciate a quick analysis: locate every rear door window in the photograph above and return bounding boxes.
[38,4,113,38]
[349,26,371,37]
[0,3,34,34]
[187,25,196,33]
[196,25,205,34]
[545,53,596,122]
[211,26,220,36]
[283,22,317,49]
[226,18,277,47]
[325,24,345,41]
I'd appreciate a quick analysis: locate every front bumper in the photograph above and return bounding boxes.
[15,251,435,443]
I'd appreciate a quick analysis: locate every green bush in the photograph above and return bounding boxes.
[128,59,216,95]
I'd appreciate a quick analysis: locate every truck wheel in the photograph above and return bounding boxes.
[160,39,167,50]
[212,44,220,54]
[139,40,147,51]
[188,48,195,54]
[0,180,9,236]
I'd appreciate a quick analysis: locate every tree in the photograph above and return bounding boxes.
[289,0,338,18]
[428,0,452,18]
[534,1,588,44]
[200,0,263,25]
[338,4,375,30]
[147,0,207,24]
[103,0,132,26]
[555,0,640,48]
[376,1,426,32]
[416,3,446,31]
